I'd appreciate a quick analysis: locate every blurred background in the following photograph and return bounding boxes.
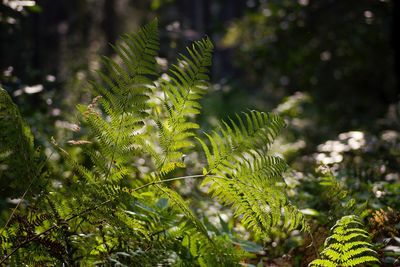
[1,0,400,185]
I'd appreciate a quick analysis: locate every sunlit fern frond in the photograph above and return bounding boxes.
[197,111,285,172]
[309,215,379,267]
[198,111,308,236]
[76,19,159,182]
[155,37,214,174]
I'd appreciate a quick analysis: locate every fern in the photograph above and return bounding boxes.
[0,20,308,266]
[309,215,379,267]
[198,111,308,236]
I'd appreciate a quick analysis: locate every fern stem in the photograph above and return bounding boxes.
[135,174,206,190]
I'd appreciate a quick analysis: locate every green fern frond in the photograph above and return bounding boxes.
[198,111,286,172]
[309,215,379,267]
[198,111,307,235]
[75,19,159,182]
[155,37,214,173]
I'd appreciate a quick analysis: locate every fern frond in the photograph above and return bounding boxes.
[75,19,159,182]
[309,215,379,267]
[155,37,214,173]
[198,111,307,235]
[198,111,286,172]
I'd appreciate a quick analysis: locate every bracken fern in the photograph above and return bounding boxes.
[0,19,307,266]
[198,111,308,236]
[309,215,379,267]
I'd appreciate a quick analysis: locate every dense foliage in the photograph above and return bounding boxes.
[1,1,399,266]
[0,20,309,266]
